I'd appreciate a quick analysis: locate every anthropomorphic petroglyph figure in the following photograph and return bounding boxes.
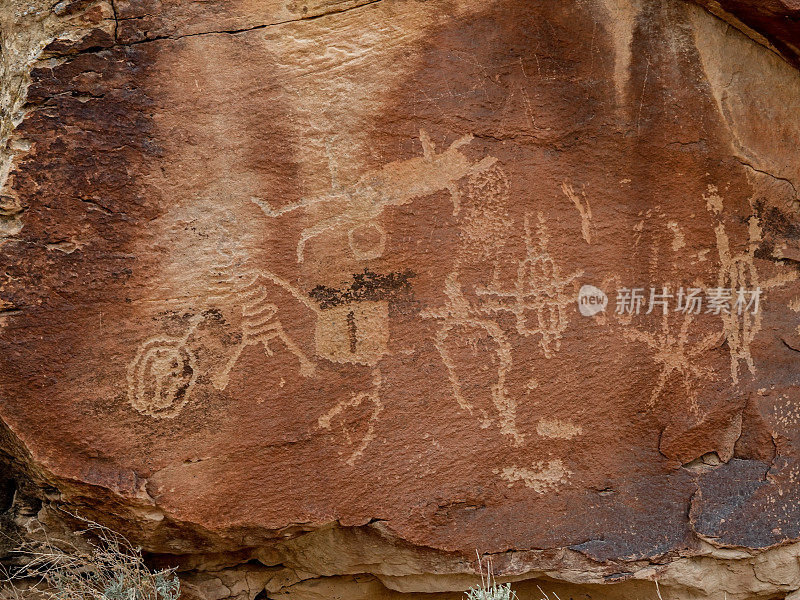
[424,164,583,444]
[422,166,515,441]
[706,186,798,384]
[251,129,499,262]
[476,212,583,358]
[422,273,520,444]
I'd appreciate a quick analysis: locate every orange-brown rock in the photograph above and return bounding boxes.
[2,0,800,598]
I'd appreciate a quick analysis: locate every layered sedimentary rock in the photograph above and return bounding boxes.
[690,0,800,69]
[2,0,800,598]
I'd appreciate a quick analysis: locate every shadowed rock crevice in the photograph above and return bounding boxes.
[689,0,800,70]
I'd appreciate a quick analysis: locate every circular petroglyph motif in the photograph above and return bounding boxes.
[127,337,198,418]
[348,221,387,260]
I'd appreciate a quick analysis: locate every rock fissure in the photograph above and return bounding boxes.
[739,159,799,197]
[63,0,387,54]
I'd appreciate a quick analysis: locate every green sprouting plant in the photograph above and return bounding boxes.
[0,512,179,600]
[465,582,517,600]
[464,553,517,600]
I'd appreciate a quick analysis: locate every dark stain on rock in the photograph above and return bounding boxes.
[0,28,172,488]
[690,458,781,548]
[754,202,800,240]
[308,269,414,309]
[346,310,357,353]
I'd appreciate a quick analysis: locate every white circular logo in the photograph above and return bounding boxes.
[578,285,607,317]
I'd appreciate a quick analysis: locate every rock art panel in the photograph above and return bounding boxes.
[2,0,800,598]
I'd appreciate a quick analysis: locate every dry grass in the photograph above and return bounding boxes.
[0,513,179,600]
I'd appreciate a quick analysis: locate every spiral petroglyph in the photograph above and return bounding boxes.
[126,317,201,419]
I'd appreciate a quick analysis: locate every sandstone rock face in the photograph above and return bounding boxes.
[2,0,800,598]
[690,0,800,69]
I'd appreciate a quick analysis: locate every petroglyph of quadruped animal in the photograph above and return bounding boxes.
[317,368,383,465]
[622,309,720,410]
[707,198,798,384]
[536,418,583,440]
[251,129,498,262]
[497,459,572,493]
[476,213,583,358]
[561,181,592,244]
[127,316,202,419]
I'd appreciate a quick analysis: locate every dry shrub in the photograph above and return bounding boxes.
[0,513,179,600]
[464,554,518,600]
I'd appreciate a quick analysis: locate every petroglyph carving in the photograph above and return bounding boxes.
[713,221,760,384]
[308,269,412,365]
[536,418,583,440]
[127,261,411,458]
[497,459,571,493]
[307,270,411,460]
[251,129,498,262]
[127,265,318,418]
[632,205,667,250]
[424,161,582,444]
[772,396,800,431]
[561,181,592,244]
[127,316,202,419]
[704,183,723,215]
[667,221,686,251]
[420,164,519,442]
[314,302,388,366]
[317,368,383,465]
[208,264,317,389]
[623,309,720,408]
[709,206,797,384]
[459,165,513,261]
[423,273,521,444]
[476,213,583,358]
